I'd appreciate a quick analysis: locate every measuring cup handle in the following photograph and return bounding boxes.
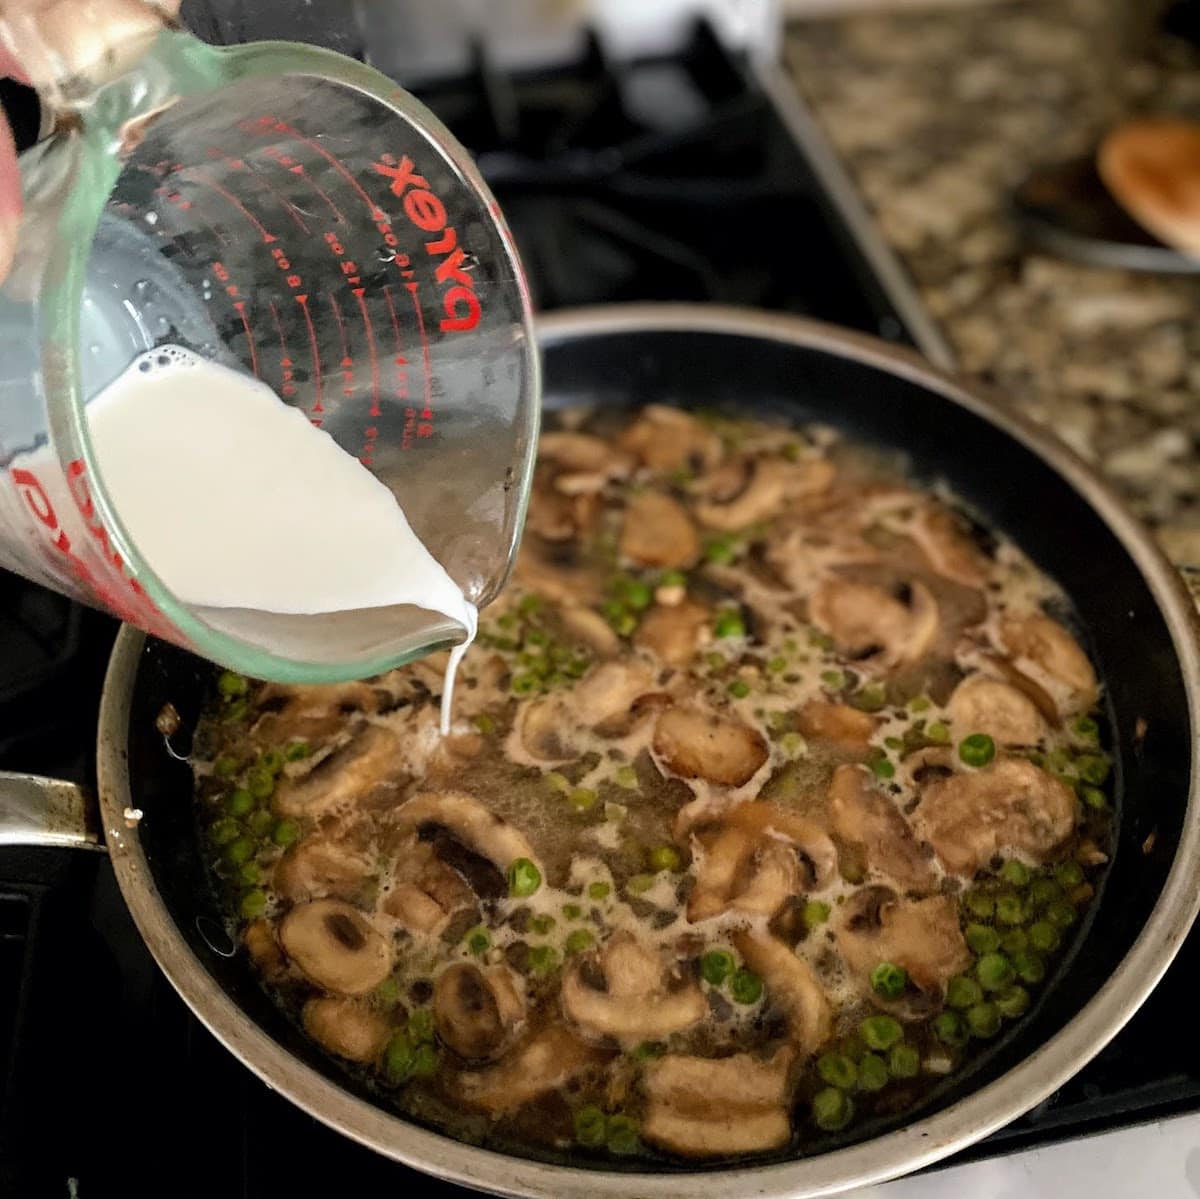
[0,770,104,851]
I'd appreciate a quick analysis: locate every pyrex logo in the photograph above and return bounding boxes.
[373,155,482,334]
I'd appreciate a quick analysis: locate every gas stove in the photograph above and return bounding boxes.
[1,8,1196,1198]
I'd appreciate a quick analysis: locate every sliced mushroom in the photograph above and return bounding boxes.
[518,695,577,762]
[795,700,877,754]
[273,724,404,820]
[947,674,1047,746]
[513,538,605,605]
[998,614,1099,715]
[383,882,455,935]
[539,431,633,479]
[733,932,832,1056]
[571,659,656,731]
[908,505,991,589]
[835,887,970,998]
[433,962,525,1061]
[633,599,711,668]
[253,680,390,747]
[913,757,1076,875]
[561,932,706,1046]
[828,765,937,894]
[243,918,289,983]
[899,745,957,790]
[279,898,393,995]
[558,603,621,657]
[809,577,939,670]
[457,1024,612,1116]
[641,1048,795,1157]
[619,491,701,570]
[653,706,768,787]
[273,833,374,904]
[695,457,835,531]
[301,996,390,1063]
[619,405,723,474]
[393,791,539,877]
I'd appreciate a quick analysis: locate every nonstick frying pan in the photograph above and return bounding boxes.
[2,304,1198,1198]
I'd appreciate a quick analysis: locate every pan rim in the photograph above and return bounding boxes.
[97,303,1200,1199]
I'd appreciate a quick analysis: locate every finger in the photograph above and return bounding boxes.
[0,115,19,285]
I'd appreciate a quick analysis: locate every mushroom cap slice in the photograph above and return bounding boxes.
[695,457,835,531]
[243,918,289,984]
[561,933,706,1046]
[907,505,991,589]
[634,600,711,669]
[517,694,577,763]
[795,700,877,754]
[393,790,539,876]
[835,887,970,998]
[433,962,525,1061]
[653,706,768,787]
[809,576,939,671]
[828,764,938,894]
[457,1024,611,1116]
[913,757,1076,875]
[558,603,621,657]
[279,899,393,995]
[273,834,373,903]
[302,996,390,1063]
[571,659,656,731]
[641,1048,795,1157]
[947,674,1047,746]
[619,491,701,570]
[619,405,724,474]
[733,932,833,1056]
[998,613,1099,716]
[382,882,454,935]
[273,724,404,820]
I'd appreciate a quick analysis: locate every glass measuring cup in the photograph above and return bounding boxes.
[0,17,539,682]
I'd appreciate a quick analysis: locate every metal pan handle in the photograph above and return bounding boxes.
[0,771,104,850]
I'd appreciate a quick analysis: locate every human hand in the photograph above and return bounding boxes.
[0,0,180,282]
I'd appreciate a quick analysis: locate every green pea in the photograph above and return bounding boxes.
[633,1042,665,1062]
[565,929,594,956]
[1000,859,1030,887]
[225,788,254,817]
[730,969,763,1005]
[224,837,256,867]
[780,732,806,758]
[648,845,681,873]
[213,755,238,779]
[284,739,310,760]
[869,755,896,781]
[408,1008,435,1042]
[854,683,888,712]
[870,961,908,1000]
[995,892,1025,926]
[714,609,746,639]
[573,1105,607,1147]
[626,874,655,895]
[507,857,542,898]
[224,699,248,723]
[209,817,240,847]
[767,656,787,674]
[933,1011,967,1048]
[701,949,736,986]
[889,1043,921,1079]
[247,767,275,800]
[1046,901,1077,930]
[1029,878,1064,909]
[1080,785,1109,811]
[812,1087,854,1132]
[965,924,1000,955]
[975,952,1015,992]
[384,1032,414,1080]
[1054,860,1085,888]
[995,985,1031,1018]
[908,695,932,713]
[927,721,951,744]
[966,1001,1001,1039]
[529,914,556,935]
[409,1043,438,1078]
[606,1114,639,1155]
[964,891,996,920]
[1000,929,1029,957]
[704,537,735,565]
[821,670,845,690]
[727,679,751,699]
[587,881,611,901]
[529,945,559,975]
[237,861,262,886]
[272,818,301,848]
[466,927,491,955]
[544,772,570,794]
[804,900,831,928]
[860,1015,903,1051]
[947,975,983,1010]
[260,749,284,776]
[817,1053,858,1090]
[616,766,639,789]
[376,977,401,1004]
[518,593,542,616]
[512,673,540,695]
[218,670,248,698]
[857,1052,889,1092]
[239,889,267,919]
[1014,951,1046,984]
[624,581,653,611]
[568,788,598,813]
[247,809,274,837]
[958,733,996,768]
[1075,754,1110,785]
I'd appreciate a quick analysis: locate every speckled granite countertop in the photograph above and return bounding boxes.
[784,0,1200,583]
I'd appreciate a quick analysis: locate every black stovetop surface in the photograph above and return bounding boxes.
[3,19,1199,1199]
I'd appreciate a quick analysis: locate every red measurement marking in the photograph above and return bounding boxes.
[153,186,229,246]
[351,289,381,417]
[267,302,298,399]
[406,281,434,427]
[232,301,259,377]
[256,144,346,224]
[188,171,277,243]
[210,149,310,235]
[328,292,349,364]
[295,295,324,415]
[259,119,378,215]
